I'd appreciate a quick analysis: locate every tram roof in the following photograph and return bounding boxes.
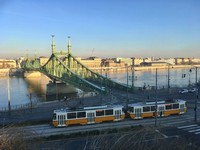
[54,105,124,113]
[128,99,186,107]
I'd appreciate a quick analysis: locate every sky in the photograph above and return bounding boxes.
[1,0,200,59]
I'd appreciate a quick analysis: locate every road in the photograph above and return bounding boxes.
[2,109,198,138]
[0,87,199,125]
[2,108,199,150]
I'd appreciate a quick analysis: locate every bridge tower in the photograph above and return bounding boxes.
[51,35,56,54]
[51,35,56,75]
[67,36,71,54]
[68,36,72,69]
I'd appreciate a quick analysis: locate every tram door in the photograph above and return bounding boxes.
[135,108,142,119]
[115,110,121,120]
[87,112,95,124]
[158,106,164,117]
[58,115,66,127]
[180,104,185,114]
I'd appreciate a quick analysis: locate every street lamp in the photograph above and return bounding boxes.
[7,76,11,114]
[100,77,103,104]
[155,68,158,127]
[190,66,199,122]
[56,81,58,100]
[167,65,170,94]
[125,65,129,109]
[127,65,129,99]
[131,63,135,92]
[195,67,198,122]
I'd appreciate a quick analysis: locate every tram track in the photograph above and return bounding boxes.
[12,109,197,139]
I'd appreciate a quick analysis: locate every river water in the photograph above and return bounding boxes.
[0,67,199,108]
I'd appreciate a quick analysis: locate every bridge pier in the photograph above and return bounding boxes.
[46,81,77,96]
[24,71,41,78]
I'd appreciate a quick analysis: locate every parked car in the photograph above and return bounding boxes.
[179,89,189,94]
[189,88,198,93]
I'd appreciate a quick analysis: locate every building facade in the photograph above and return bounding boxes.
[78,57,102,68]
[0,59,16,68]
[39,56,49,66]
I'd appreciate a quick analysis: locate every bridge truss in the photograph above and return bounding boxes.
[24,36,133,93]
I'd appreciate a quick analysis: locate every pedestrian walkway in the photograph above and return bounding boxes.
[177,124,200,135]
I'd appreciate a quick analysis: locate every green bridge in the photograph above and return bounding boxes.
[23,36,134,93]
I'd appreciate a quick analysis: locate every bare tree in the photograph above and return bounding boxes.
[85,126,198,150]
[0,125,27,150]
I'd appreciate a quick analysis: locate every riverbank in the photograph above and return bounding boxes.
[92,65,200,72]
[135,64,200,71]
[0,68,24,77]
[0,69,9,77]
[1,64,199,77]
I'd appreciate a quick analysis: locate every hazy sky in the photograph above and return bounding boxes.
[1,0,200,59]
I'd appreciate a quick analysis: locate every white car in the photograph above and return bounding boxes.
[179,89,188,94]
[189,88,198,93]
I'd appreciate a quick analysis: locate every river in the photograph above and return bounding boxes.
[0,67,199,108]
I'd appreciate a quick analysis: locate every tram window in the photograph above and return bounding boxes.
[96,110,104,116]
[128,107,134,112]
[105,109,113,115]
[67,112,76,119]
[151,106,156,111]
[53,113,56,120]
[143,106,150,112]
[166,104,172,110]
[77,112,86,118]
[173,103,179,109]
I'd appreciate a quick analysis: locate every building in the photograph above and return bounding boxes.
[102,59,126,67]
[175,58,200,65]
[114,57,132,66]
[39,56,49,66]
[141,62,169,66]
[0,59,16,68]
[153,58,175,65]
[132,58,143,66]
[143,57,153,63]
[191,58,200,64]
[78,57,102,68]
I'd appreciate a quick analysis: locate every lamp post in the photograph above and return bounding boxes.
[127,66,129,99]
[56,81,58,100]
[7,76,11,114]
[131,62,135,92]
[167,65,170,94]
[155,68,158,127]
[29,92,33,112]
[125,65,129,109]
[195,67,198,122]
[100,77,103,104]
[190,66,198,122]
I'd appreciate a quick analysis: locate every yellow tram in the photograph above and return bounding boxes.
[52,105,125,127]
[127,99,187,119]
